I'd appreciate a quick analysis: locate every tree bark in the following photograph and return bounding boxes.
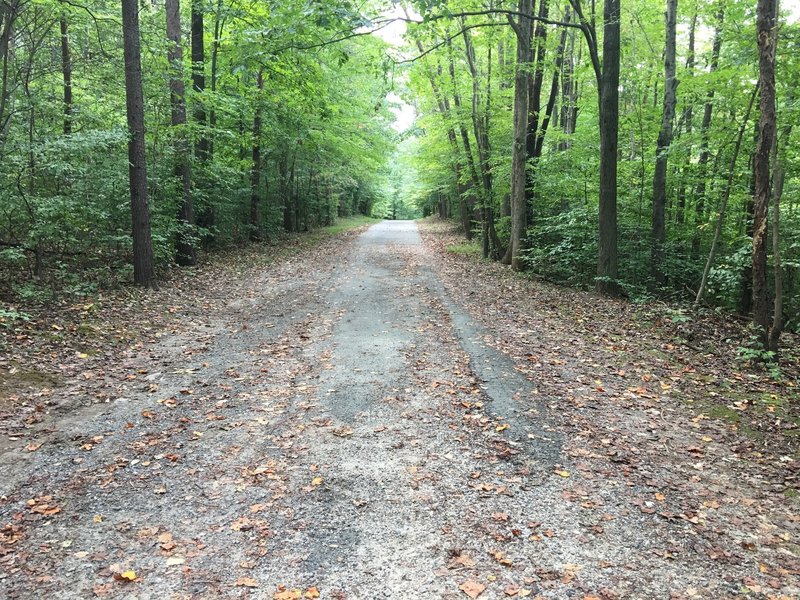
[650,0,678,285]
[250,70,263,242]
[209,0,224,159]
[461,25,504,259]
[166,0,196,266]
[676,6,697,225]
[191,0,208,161]
[404,11,473,239]
[121,0,155,287]
[558,26,578,154]
[751,0,777,350]
[0,2,20,155]
[768,126,790,352]
[504,0,533,270]
[524,0,549,209]
[691,9,723,261]
[695,84,757,304]
[59,17,72,135]
[596,0,621,294]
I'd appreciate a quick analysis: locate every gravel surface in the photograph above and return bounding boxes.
[0,220,797,599]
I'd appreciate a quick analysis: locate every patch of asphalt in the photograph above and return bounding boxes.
[421,267,562,466]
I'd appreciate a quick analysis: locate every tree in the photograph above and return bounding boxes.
[121,0,155,287]
[250,70,263,242]
[752,0,778,350]
[59,16,72,136]
[166,0,196,266]
[568,0,622,294]
[505,0,533,271]
[192,0,208,161]
[650,0,678,285]
[595,0,621,295]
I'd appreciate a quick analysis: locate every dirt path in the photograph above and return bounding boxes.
[1,221,797,599]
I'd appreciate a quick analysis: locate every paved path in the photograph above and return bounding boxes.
[2,221,788,599]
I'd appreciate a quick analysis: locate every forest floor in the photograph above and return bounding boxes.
[0,218,798,600]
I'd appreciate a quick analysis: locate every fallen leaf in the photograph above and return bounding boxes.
[234,577,259,588]
[450,553,476,568]
[554,470,570,478]
[165,557,185,566]
[273,588,301,599]
[305,587,320,599]
[25,443,42,452]
[459,579,486,599]
[492,512,509,522]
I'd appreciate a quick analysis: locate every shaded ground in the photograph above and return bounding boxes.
[0,219,798,599]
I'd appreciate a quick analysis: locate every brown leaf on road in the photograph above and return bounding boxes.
[492,512,509,522]
[459,579,486,598]
[305,587,321,599]
[273,588,301,599]
[234,577,259,588]
[449,553,476,568]
[332,426,354,437]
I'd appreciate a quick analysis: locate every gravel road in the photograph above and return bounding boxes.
[1,220,796,600]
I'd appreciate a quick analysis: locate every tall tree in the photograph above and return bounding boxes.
[121,0,155,287]
[691,8,723,261]
[650,0,678,285]
[752,0,778,350]
[597,0,621,295]
[250,69,263,242]
[569,0,622,294]
[504,0,533,270]
[191,0,208,161]
[166,0,196,266]
[59,16,72,135]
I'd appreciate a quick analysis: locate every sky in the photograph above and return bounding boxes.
[372,4,417,132]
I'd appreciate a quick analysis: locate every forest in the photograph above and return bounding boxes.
[1,1,799,598]
[0,0,796,355]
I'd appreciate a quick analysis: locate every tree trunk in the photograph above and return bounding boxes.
[209,0,224,159]
[695,84,757,304]
[650,0,678,285]
[404,12,473,239]
[524,0,549,210]
[691,9,723,261]
[250,70,263,242]
[59,17,72,135]
[166,0,196,266]
[462,24,504,259]
[597,0,621,294]
[191,0,208,160]
[768,126,790,353]
[121,0,155,287]
[504,0,533,269]
[676,7,697,225]
[0,2,19,155]
[559,26,578,151]
[751,0,777,350]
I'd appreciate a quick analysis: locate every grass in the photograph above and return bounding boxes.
[446,241,482,258]
[305,215,380,245]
